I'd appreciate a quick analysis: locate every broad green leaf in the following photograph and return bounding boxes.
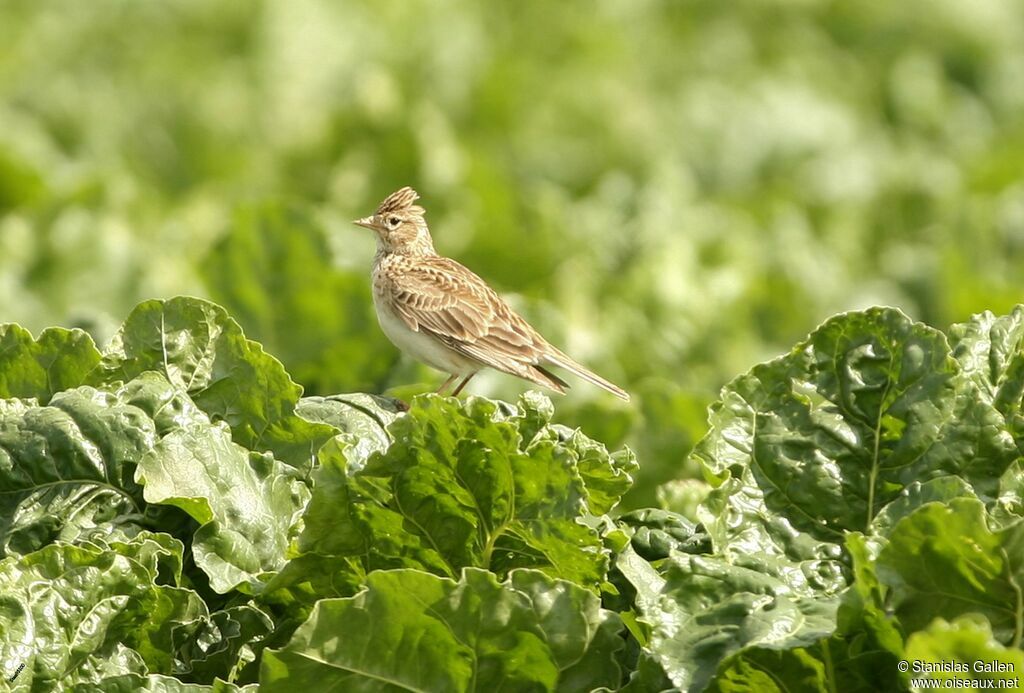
[993,459,1024,527]
[870,477,978,540]
[707,647,829,693]
[705,536,905,693]
[0,324,101,402]
[0,539,205,690]
[877,498,1024,646]
[617,545,838,693]
[174,604,274,685]
[91,296,336,470]
[619,653,675,693]
[260,568,624,693]
[294,393,400,469]
[542,424,637,516]
[692,308,963,541]
[697,473,847,593]
[85,530,188,586]
[69,674,257,692]
[905,616,1024,690]
[0,372,203,555]
[691,307,1021,601]
[297,394,625,588]
[616,508,710,560]
[201,203,397,396]
[949,306,1024,451]
[137,423,311,594]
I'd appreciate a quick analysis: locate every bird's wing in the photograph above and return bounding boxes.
[380,255,552,374]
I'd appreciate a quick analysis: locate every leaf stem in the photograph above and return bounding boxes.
[482,522,509,569]
[821,637,838,693]
[1003,547,1024,649]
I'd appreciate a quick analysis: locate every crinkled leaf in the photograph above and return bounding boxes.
[949,306,1024,452]
[137,423,310,594]
[294,393,399,470]
[617,508,711,560]
[297,394,622,589]
[735,533,911,693]
[91,297,336,470]
[260,568,624,692]
[518,390,637,515]
[0,324,101,402]
[691,307,1022,600]
[692,308,964,542]
[837,533,904,657]
[0,372,205,555]
[993,459,1024,527]
[174,604,273,685]
[69,674,257,692]
[0,539,205,690]
[697,473,847,593]
[617,545,838,693]
[870,476,978,540]
[707,647,829,693]
[877,498,1024,645]
[905,616,1024,688]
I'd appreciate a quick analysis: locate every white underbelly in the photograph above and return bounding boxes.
[374,296,478,376]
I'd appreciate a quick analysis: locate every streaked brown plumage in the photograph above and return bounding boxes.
[354,187,629,401]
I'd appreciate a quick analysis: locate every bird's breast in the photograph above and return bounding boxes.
[372,282,477,376]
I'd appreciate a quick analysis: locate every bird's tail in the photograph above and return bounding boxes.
[543,349,630,401]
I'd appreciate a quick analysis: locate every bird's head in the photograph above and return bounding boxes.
[353,186,436,255]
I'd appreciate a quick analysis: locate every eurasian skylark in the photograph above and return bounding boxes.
[354,187,629,401]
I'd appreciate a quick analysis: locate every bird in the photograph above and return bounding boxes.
[353,186,629,401]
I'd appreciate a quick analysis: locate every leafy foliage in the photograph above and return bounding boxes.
[4,0,1023,510]
[261,569,625,692]
[2,298,1024,690]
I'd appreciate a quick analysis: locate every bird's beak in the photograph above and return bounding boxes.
[353,216,376,230]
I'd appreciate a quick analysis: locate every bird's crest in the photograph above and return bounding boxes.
[376,187,424,216]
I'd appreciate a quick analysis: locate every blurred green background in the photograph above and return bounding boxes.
[2,0,1023,507]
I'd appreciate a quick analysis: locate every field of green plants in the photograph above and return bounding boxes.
[1,1,1023,691]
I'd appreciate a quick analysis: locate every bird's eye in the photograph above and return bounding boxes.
[387,216,401,228]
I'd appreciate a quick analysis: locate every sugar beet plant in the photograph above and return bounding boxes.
[0,296,1022,691]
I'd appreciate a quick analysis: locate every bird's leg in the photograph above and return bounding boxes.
[451,373,476,397]
[436,374,458,395]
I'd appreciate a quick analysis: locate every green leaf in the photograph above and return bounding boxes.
[617,545,838,693]
[877,498,1024,646]
[294,393,400,470]
[136,423,311,594]
[174,604,274,685]
[705,542,907,693]
[296,394,623,589]
[692,308,964,541]
[617,508,711,560]
[260,568,624,692]
[0,324,101,402]
[68,674,257,692]
[870,476,978,539]
[993,459,1024,527]
[949,306,1024,452]
[697,472,847,593]
[0,372,201,556]
[707,647,829,693]
[905,616,1024,689]
[0,539,205,690]
[91,296,336,470]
